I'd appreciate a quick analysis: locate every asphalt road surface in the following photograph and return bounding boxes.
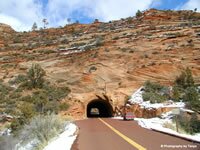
[72,118,200,150]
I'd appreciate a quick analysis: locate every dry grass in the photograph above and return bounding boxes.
[16,114,69,150]
[163,121,188,134]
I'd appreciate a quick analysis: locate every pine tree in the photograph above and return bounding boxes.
[172,86,181,101]
[185,67,194,87]
[175,70,186,89]
[27,64,45,88]
[173,67,199,110]
[183,87,199,111]
[136,10,142,18]
[175,68,194,89]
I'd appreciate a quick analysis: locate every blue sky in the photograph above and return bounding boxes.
[0,0,199,31]
[152,0,189,10]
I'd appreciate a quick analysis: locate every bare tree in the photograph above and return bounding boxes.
[42,18,48,29]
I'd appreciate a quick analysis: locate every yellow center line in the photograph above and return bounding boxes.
[98,118,146,150]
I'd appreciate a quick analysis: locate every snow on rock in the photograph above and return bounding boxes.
[43,123,77,150]
[129,87,144,104]
[128,87,185,109]
[160,111,174,119]
[139,101,185,109]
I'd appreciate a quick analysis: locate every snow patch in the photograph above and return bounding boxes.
[43,123,77,150]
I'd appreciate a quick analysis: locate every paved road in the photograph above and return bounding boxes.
[72,118,200,150]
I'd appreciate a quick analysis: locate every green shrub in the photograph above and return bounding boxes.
[142,81,169,103]
[9,91,21,99]
[11,102,36,134]
[127,17,133,24]
[31,85,70,114]
[20,102,36,119]
[190,114,200,134]
[1,65,71,136]
[9,74,28,85]
[175,113,200,135]
[0,82,13,100]
[13,37,22,43]
[142,91,167,103]
[95,36,104,47]
[42,84,71,101]
[59,103,69,111]
[144,81,164,92]
[44,101,59,113]
[25,54,35,60]
[10,118,23,134]
[1,63,16,69]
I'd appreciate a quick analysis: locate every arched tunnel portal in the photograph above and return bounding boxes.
[87,99,113,118]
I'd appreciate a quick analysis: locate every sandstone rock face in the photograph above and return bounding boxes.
[129,104,174,118]
[0,23,15,33]
[0,9,200,119]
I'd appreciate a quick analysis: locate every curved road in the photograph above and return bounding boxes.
[72,118,200,150]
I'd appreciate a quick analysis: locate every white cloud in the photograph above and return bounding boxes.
[180,0,200,12]
[46,0,156,25]
[0,0,158,31]
[0,14,21,28]
[90,0,154,21]
[0,0,43,31]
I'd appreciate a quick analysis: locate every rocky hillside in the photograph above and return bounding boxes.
[0,9,200,118]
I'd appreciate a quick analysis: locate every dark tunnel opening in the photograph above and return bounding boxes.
[87,99,113,118]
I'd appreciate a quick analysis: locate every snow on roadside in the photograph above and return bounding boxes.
[43,123,77,150]
[129,87,200,142]
[135,116,200,143]
[112,116,123,120]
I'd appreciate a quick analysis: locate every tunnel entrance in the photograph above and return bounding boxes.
[87,99,113,118]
